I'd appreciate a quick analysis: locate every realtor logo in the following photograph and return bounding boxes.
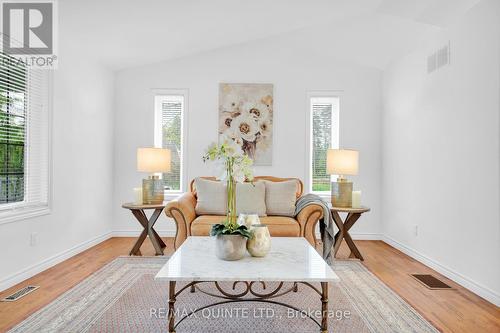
[1,0,57,68]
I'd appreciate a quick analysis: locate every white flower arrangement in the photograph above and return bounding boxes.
[202,139,254,235]
[203,139,254,184]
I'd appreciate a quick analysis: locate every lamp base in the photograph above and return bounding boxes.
[331,180,353,208]
[142,176,164,204]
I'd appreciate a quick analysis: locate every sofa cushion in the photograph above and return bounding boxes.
[263,180,297,217]
[236,181,266,216]
[194,178,226,215]
[190,215,300,237]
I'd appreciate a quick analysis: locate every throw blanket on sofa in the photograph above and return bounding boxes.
[294,193,335,264]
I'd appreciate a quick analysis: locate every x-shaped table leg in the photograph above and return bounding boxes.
[332,211,364,260]
[129,208,166,256]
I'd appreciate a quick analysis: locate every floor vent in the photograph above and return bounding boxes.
[411,274,453,290]
[1,286,39,302]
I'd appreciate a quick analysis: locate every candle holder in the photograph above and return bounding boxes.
[351,190,361,208]
[133,187,143,204]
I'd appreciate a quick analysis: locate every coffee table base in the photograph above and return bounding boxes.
[167,280,329,333]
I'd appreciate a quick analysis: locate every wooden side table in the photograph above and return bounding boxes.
[122,203,167,256]
[331,206,370,261]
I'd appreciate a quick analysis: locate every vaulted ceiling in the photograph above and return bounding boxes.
[61,0,481,71]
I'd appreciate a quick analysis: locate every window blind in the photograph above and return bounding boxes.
[0,51,50,217]
[312,103,332,192]
[310,96,339,193]
[158,95,183,192]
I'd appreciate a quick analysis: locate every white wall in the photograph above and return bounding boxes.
[0,16,115,290]
[113,36,383,238]
[382,0,500,305]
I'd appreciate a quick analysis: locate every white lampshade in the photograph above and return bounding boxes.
[327,149,359,175]
[137,148,171,173]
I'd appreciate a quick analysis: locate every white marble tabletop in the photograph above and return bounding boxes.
[155,236,339,283]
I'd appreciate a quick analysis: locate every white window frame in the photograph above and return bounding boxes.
[153,88,189,199]
[305,91,341,196]
[0,72,53,225]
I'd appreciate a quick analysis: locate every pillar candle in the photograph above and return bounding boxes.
[134,187,143,205]
[352,190,361,208]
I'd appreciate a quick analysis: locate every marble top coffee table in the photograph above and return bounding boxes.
[155,236,339,332]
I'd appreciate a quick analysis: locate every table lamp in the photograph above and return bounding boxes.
[137,148,171,204]
[327,149,358,207]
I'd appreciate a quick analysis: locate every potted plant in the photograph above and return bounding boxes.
[203,139,254,260]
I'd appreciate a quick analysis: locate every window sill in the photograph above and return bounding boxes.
[311,192,331,200]
[0,205,51,225]
[164,192,183,201]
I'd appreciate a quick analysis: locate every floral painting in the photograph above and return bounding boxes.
[218,83,273,165]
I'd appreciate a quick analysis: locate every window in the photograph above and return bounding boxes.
[154,90,188,194]
[0,52,51,223]
[307,94,339,194]
[0,55,25,204]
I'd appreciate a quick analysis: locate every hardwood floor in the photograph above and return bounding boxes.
[351,241,500,333]
[0,237,499,332]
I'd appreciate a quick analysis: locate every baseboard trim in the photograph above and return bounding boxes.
[350,232,382,240]
[0,231,112,292]
[382,235,500,307]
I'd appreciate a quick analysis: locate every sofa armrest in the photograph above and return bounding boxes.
[165,192,197,249]
[296,203,324,247]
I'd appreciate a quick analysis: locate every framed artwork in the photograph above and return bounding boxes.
[218,83,273,165]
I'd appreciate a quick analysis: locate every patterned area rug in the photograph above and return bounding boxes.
[9,257,438,333]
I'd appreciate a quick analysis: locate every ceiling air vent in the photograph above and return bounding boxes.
[427,42,450,74]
